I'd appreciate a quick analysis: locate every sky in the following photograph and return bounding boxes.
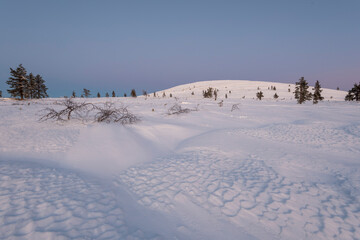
[0,0,359,97]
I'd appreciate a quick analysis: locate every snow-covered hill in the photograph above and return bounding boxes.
[155,80,346,101]
[0,80,359,239]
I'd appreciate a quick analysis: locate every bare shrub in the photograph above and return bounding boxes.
[231,103,240,112]
[39,98,94,122]
[167,103,199,115]
[94,102,139,124]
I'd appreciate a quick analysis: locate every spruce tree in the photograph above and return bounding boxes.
[256,91,264,100]
[124,93,127,97]
[27,73,36,99]
[6,64,28,100]
[294,77,312,104]
[34,74,48,98]
[273,93,279,99]
[345,82,360,101]
[130,89,137,97]
[112,91,116,97]
[83,88,91,98]
[0,90,2,98]
[105,92,109,97]
[313,80,324,104]
[97,92,101,98]
[72,91,76,98]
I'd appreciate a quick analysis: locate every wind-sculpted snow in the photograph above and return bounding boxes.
[119,149,360,239]
[0,81,359,239]
[231,123,360,153]
[0,161,162,240]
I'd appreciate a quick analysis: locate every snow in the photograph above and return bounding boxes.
[0,80,359,239]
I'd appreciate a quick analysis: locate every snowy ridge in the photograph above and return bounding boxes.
[156,80,346,101]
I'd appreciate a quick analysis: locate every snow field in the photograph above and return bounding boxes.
[0,80,359,239]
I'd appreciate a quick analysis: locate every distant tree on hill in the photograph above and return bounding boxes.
[83,88,91,98]
[153,92,156,97]
[345,82,360,101]
[294,77,312,104]
[105,92,109,97]
[6,64,28,100]
[170,93,173,97]
[312,80,324,104]
[130,89,137,97]
[256,91,264,100]
[0,90,2,98]
[273,93,279,99]
[124,93,127,97]
[203,87,213,98]
[112,91,116,97]
[162,92,166,97]
[72,91,76,98]
[97,92,101,98]
[142,90,147,96]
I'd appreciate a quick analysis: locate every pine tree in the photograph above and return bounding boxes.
[203,87,213,98]
[273,93,279,99]
[312,80,324,104]
[0,90,2,98]
[27,73,36,99]
[83,88,91,98]
[112,91,116,97]
[131,89,137,97]
[294,77,312,104]
[97,92,101,98]
[105,92,109,97]
[345,82,360,101]
[124,93,127,97]
[34,74,48,98]
[6,64,28,100]
[72,91,76,98]
[256,91,264,100]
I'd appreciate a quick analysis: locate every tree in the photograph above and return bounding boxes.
[112,91,116,97]
[313,80,324,104]
[256,91,264,100]
[83,88,91,98]
[6,64,28,100]
[34,74,48,99]
[97,92,101,98]
[26,73,36,99]
[130,89,137,97]
[345,82,360,101]
[124,93,127,97]
[214,89,218,100]
[203,87,213,98]
[105,92,109,97]
[294,77,312,104]
[273,93,279,99]
[72,91,76,98]
[0,90,2,98]
[142,90,147,96]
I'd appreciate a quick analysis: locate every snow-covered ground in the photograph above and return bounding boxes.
[0,80,359,239]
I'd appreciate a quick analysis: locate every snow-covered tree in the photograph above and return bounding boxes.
[313,80,324,104]
[345,82,360,101]
[6,64,28,100]
[294,77,312,104]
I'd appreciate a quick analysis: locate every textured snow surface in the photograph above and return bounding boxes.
[0,80,359,239]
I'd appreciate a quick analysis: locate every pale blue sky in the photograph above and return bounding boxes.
[1,0,359,97]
